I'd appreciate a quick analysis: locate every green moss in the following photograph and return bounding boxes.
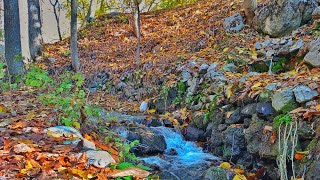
[281,101,299,113]
[251,61,269,73]
[272,57,287,73]
[307,139,318,151]
[259,90,272,102]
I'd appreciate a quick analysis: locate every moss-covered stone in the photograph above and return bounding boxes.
[259,89,273,102]
[272,57,287,73]
[204,166,228,180]
[272,88,299,113]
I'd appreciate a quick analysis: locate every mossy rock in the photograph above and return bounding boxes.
[271,88,299,113]
[204,166,228,180]
[259,89,273,102]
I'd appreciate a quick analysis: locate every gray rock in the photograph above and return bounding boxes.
[262,39,271,47]
[241,103,257,116]
[272,88,299,112]
[139,101,148,112]
[280,39,287,45]
[218,124,227,131]
[253,0,318,37]
[271,38,280,44]
[259,90,273,102]
[181,69,192,82]
[257,49,267,57]
[266,50,276,58]
[222,63,238,72]
[244,115,265,155]
[254,42,262,50]
[210,128,223,152]
[304,51,320,67]
[239,72,259,83]
[223,13,244,33]
[289,39,304,53]
[265,82,281,91]
[188,61,197,67]
[86,150,115,168]
[127,131,167,155]
[209,71,227,82]
[116,82,127,90]
[204,167,229,180]
[47,57,56,63]
[208,62,218,72]
[312,6,320,20]
[199,64,209,74]
[256,102,275,116]
[191,112,208,129]
[184,126,205,141]
[297,122,314,139]
[222,127,246,160]
[225,108,243,124]
[187,77,199,96]
[293,85,319,103]
[278,46,290,56]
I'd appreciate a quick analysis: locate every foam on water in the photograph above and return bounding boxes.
[140,126,219,169]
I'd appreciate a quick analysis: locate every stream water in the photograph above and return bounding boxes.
[104,111,219,179]
[140,126,219,179]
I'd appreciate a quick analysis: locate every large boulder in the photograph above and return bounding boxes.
[127,130,167,156]
[253,0,318,37]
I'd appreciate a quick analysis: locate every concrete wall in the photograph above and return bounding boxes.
[0,0,82,61]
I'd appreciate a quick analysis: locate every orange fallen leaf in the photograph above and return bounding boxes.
[233,168,245,174]
[294,153,304,160]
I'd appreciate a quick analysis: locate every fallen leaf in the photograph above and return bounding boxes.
[233,174,247,180]
[219,162,231,169]
[233,168,245,174]
[294,153,304,160]
[109,168,150,178]
[13,143,35,153]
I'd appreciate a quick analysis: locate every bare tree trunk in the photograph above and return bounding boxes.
[71,0,80,71]
[81,0,94,27]
[133,0,141,65]
[243,0,257,24]
[28,0,43,61]
[50,0,62,41]
[4,0,24,79]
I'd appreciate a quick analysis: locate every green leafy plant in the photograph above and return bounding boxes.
[156,0,197,10]
[26,66,54,87]
[39,70,99,128]
[115,139,139,162]
[273,114,292,128]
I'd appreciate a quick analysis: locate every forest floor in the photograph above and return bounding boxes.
[1,0,320,179]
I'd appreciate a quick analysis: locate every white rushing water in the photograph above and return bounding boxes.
[141,126,219,171]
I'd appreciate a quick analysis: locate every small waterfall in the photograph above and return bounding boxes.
[141,126,219,179]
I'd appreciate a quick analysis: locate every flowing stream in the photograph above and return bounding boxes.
[140,126,219,179]
[104,111,219,179]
